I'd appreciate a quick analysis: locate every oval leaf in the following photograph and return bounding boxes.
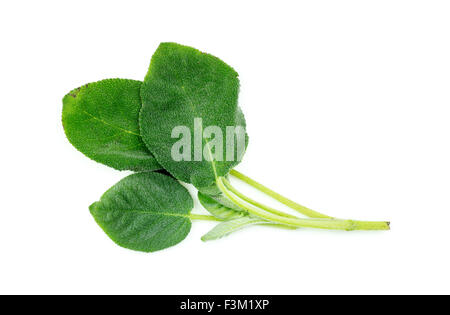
[62,79,161,171]
[140,43,248,190]
[89,172,193,252]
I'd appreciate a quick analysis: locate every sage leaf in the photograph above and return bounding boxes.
[198,192,246,220]
[140,43,248,191]
[201,217,267,241]
[62,79,161,171]
[89,172,193,252]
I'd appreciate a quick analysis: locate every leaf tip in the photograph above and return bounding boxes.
[64,83,89,101]
[200,235,211,242]
[88,202,98,214]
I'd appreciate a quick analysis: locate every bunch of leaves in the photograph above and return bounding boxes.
[62,43,390,253]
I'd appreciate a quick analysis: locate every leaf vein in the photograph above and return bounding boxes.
[81,109,140,136]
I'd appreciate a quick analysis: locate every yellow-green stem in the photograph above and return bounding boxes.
[217,177,390,231]
[230,169,332,219]
[222,178,300,219]
[189,214,222,221]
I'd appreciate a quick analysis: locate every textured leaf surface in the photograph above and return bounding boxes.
[62,79,160,171]
[140,43,247,190]
[198,192,246,220]
[89,172,193,252]
[201,217,267,241]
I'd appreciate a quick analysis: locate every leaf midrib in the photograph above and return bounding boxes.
[179,87,219,178]
[81,109,140,136]
[99,208,190,218]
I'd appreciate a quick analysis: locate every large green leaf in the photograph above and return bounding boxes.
[140,43,248,191]
[62,79,161,171]
[89,172,193,252]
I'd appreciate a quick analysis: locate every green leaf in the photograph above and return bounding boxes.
[199,192,297,241]
[89,172,193,252]
[62,79,161,171]
[201,217,267,241]
[140,43,248,191]
[198,192,246,220]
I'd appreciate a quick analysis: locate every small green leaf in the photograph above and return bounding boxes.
[201,217,267,241]
[198,192,246,220]
[89,172,193,252]
[198,191,264,241]
[140,43,248,191]
[62,79,161,171]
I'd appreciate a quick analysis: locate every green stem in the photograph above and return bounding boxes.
[216,177,390,231]
[263,223,298,230]
[189,214,222,221]
[191,213,295,230]
[230,169,332,219]
[222,178,299,219]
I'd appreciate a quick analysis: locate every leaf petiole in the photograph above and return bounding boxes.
[216,177,390,231]
[189,214,222,222]
[230,169,332,219]
[221,178,299,219]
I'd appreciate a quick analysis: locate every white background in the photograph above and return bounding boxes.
[1,0,449,295]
